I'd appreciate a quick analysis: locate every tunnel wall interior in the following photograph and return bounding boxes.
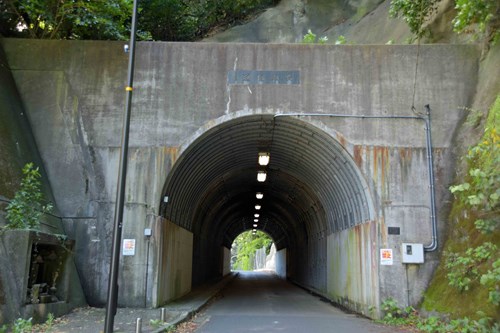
[0,39,480,312]
[222,246,231,276]
[275,249,287,279]
[150,216,193,307]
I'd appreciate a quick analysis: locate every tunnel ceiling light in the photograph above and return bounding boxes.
[255,205,261,210]
[256,192,264,199]
[257,171,267,182]
[253,224,258,227]
[254,214,259,218]
[254,219,259,222]
[258,152,270,166]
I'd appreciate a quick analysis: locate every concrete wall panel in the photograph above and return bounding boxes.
[327,221,378,316]
[151,217,193,307]
[222,246,231,276]
[275,248,287,279]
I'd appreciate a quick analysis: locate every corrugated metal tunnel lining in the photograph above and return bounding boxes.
[160,114,374,282]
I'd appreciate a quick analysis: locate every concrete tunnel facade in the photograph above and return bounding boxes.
[158,114,377,312]
[0,39,480,318]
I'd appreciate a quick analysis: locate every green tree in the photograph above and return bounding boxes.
[390,0,500,44]
[232,230,272,271]
[4,162,53,229]
[139,0,279,41]
[0,0,133,40]
[452,0,500,44]
[0,0,279,41]
[389,0,440,39]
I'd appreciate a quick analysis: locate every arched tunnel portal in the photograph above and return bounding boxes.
[158,114,378,313]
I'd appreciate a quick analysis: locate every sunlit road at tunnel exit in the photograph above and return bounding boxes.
[190,271,410,333]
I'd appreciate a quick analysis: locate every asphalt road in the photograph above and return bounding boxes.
[190,271,410,333]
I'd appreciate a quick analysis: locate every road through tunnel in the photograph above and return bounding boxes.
[158,114,378,314]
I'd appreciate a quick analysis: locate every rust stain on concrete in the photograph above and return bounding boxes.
[372,146,389,186]
[353,145,364,168]
[337,133,347,148]
[164,146,179,165]
[398,147,412,183]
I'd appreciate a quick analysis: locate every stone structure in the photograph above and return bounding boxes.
[0,39,480,318]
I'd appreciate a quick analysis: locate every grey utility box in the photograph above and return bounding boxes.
[401,243,424,264]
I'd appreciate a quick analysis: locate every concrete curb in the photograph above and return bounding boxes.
[151,272,238,333]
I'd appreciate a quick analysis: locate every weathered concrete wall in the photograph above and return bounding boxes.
[0,41,87,324]
[0,39,480,312]
[275,248,287,279]
[0,40,61,232]
[327,222,378,316]
[222,246,231,276]
[151,217,193,307]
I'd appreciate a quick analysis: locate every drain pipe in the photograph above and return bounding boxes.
[274,108,438,252]
[422,105,438,252]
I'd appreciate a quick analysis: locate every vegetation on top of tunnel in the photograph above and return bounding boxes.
[0,0,279,41]
[390,0,500,44]
[232,231,272,271]
[421,96,500,321]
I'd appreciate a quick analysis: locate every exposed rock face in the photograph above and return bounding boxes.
[204,0,410,44]
[204,0,476,45]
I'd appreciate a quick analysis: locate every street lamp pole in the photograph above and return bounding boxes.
[104,0,139,331]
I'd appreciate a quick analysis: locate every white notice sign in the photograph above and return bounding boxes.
[380,248,393,265]
[123,239,136,256]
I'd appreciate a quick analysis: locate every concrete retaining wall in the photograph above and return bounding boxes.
[0,39,480,312]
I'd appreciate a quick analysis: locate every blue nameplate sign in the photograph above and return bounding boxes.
[227,70,300,85]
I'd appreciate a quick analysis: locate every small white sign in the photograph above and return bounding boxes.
[123,239,136,256]
[380,248,393,265]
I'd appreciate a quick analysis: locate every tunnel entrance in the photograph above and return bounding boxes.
[157,114,377,314]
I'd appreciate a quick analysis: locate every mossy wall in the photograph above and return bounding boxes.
[421,45,500,321]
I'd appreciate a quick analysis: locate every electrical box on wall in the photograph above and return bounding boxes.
[402,243,424,264]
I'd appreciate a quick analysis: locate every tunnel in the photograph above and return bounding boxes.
[157,114,377,312]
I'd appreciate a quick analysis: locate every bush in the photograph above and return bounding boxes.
[5,163,53,229]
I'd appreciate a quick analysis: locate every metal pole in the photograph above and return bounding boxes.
[135,318,142,333]
[104,0,139,331]
[161,308,167,322]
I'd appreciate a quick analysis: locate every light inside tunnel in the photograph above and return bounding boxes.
[257,171,267,182]
[258,152,270,166]
[256,192,263,199]
[255,205,261,210]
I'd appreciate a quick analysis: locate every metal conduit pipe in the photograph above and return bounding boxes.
[274,109,439,252]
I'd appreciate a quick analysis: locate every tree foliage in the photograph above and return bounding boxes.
[138,0,278,41]
[389,0,440,39]
[232,230,272,271]
[453,0,500,43]
[0,0,278,41]
[5,162,53,229]
[390,0,500,43]
[0,0,133,40]
[445,96,500,309]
